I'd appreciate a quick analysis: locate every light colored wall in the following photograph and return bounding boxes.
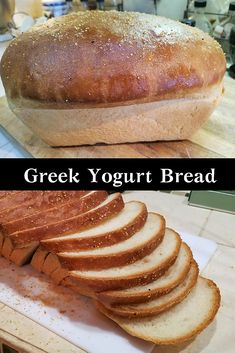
[124,0,156,14]
[15,0,43,18]
[124,0,187,20]
[124,0,229,20]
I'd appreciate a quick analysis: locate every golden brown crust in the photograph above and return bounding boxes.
[9,242,39,266]
[0,191,19,200]
[97,243,193,305]
[0,191,47,213]
[31,248,70,285]
[1,11,225,107]
[51,267,71,286]
[42,252,61,276]
[41,202,148,252]
[101,261,199,318]
[8,193,124,246]
[57,215,165,270]
[0,191,107,266]
[0,191,88,222]
[31,247,49,272]
[2,190,108,234]
[1,237,13,259]
[61,277,96,298]
[0,232,3,255]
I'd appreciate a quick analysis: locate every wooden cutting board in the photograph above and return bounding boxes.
[0,76,234,158]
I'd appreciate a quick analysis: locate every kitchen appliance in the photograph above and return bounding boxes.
[0,0,15,41]
[42,1,69,17]
[189,1,212,33]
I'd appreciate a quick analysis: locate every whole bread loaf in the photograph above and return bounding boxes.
[0,11,226,146]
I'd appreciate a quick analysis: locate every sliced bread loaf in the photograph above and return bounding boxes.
[64,228,181,292]
[7,193,124,247]
[41,201,148,252]
[96,277,220,345]
[0,191,108,266]
[0,190,90,261]
[97,242,192,305]
[101,261,198,318]
[0,191,89,223]
[57,213,165,270]
[1,190,107,234]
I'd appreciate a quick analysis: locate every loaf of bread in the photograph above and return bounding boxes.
[0,191,221,345]
[0,190,111,265]
[0,11,226,146]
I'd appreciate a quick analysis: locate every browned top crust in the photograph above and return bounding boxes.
[0,11,226,107]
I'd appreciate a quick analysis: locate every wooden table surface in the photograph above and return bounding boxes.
[0,191,235,353]
[0,76,234,158]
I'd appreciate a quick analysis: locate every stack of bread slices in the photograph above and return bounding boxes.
[0,191,220,345]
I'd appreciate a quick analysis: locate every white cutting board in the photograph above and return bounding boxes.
[0,233,217,353]
[0,198,217,353]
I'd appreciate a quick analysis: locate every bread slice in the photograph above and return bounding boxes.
[41,201,148,252]
[96,277,220,345]
[97,242,192,305]
[1,237,13,258]
[57,213,165,270]
[1,190,107,234]
[0,231,39,264]
[50,266,71,286]
[32,250,94,290]
[1,236,39,266]
[32,200,148,279]
[0,232,3,255]
[31,247,49,272]
[9,242,40,266]
[42,252,61,276]
[101,261,199,318]
[64,228,181,292]
[0,191,89,223]
[7,193,124,247]
[32,250,82,287]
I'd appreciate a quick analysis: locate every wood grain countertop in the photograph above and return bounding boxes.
[0,76,234,158]
[0,191,234,353]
